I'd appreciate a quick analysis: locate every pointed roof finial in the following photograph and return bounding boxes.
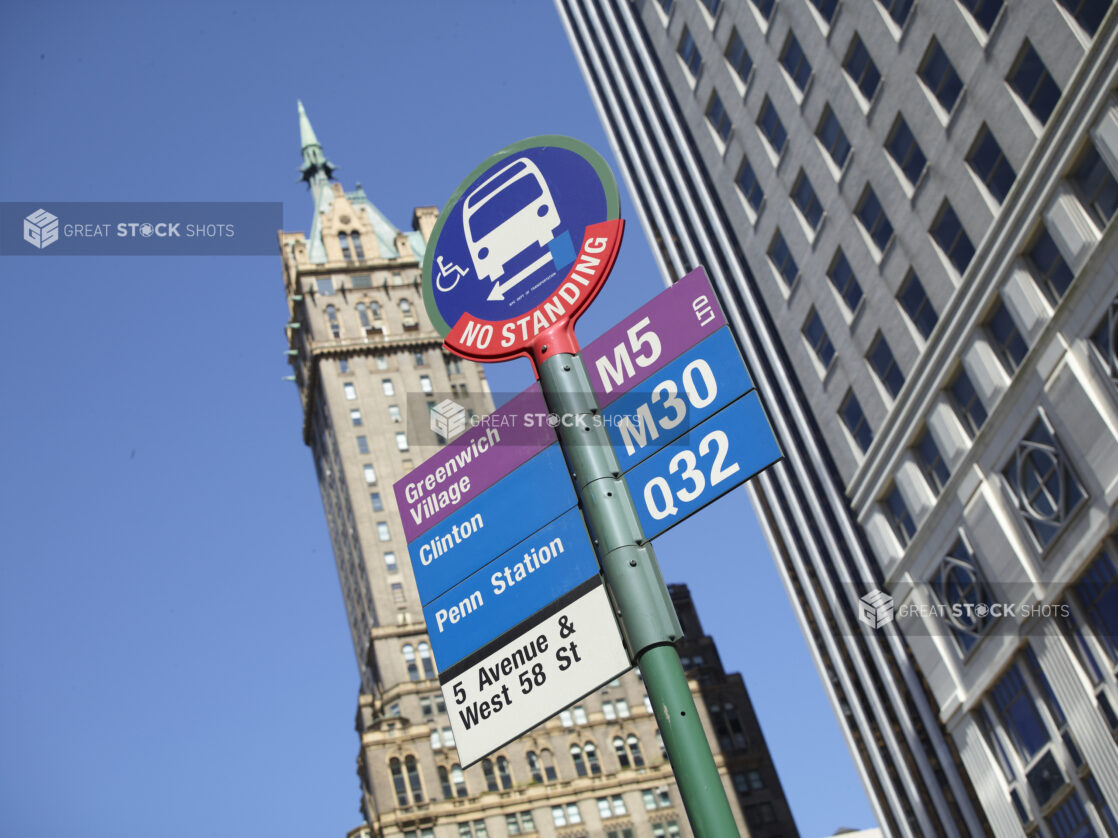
[297,100,336,185]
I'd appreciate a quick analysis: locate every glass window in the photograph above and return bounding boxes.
[844,35,882,101]
[573,705,588,724]
[350,409,363,427]
[735,156,764,213]
[1090,296,1118,384]
[396,432,409,451]
[616,698,630,717]
[382,378,395,397]
[1072,144,1118,227]
[958,0,1004,32]
[377,522,391,542]
[1046,790,1096,838]
[384,552,398,572]
[856,186,894,251]
[527,750,543,783]
[603,701,617,720]
[627,735,645,767]
[884,484,916,546]
[356,435,369,454]
[326,304,340,338]
[948,368,987,436]
[816,105,851,169]
[991,661,1050,760]
[802,308,836,369]
[725,28,752,84]
[840,389,873,452]
[1074,548,1118,665]
[877,0,915,25]
[351,232,365,260]
[338,358,350,374]
[1027,228,1074,305]
[344,382,357,400]
[585,741,601,775]
[780,32,812,92]
[968,125,1017,203]
[810,0,840,23]
[391,582,405,603]
[351,274,372,289]
[867,333,905,397]
[919,39,964,113]
[1055,0,1110,35]
[370,492,384,512]
[420,375,433,394]
[496,756,512,788]
[1002,415,1085,549]
[757,97,787,154]
[931,202,975,274]
[886,115,927,186]
[678,26,701,76]
[935,536,993,653]
[897,271,937,340]
[706,91,732,142]
[768,230,799,285]
[376,355,389,370]
[339,232,352,261]
[750,0,775,20]
[828,249,864,311]
[984,299,1029,373]
[364,463,377,484]
[403,644,418,680]
[316,277,335,295]
[914,428,951,493]
[389,404,402,422]
[390,757,409,805]
[614,736,630,768]
[792,170,824,231]
[570,743,586,777]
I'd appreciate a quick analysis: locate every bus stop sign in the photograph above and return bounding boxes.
[422,136,622,367]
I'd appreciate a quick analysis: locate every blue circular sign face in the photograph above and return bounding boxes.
[423,136,619,337]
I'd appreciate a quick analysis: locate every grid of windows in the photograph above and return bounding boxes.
[914,428,951,493]
[551,803,582,827]
[1027,228,1074,304]
[792,170,824,231]
[643,787,673,809]
[856,186,894,252]
[958,0,1005,31]
[757,97,787,154]
[677,26,701,76]
[844,35,882,101]
[1072,144,1118,227]
[597,795,628,818]
[828,249,864,311]
[725,28,752,84]
[932,202,976,274]
[840,389,873,452]
[968,125,1017,203]
[886,115,927,186]
[898,272,938,339]
[984,299,1029,373]
[736,157,764,213]
[816,105,851,170]
[867,333,905,397]
[768,230,799,285]
[779,32,812,92]
[919,39,964,113]
[948,368,987,436]
[803,308,835,369]
[884,484,916,546]
[706,91,732,142]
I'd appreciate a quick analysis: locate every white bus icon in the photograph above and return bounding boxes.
[463,157,561,301]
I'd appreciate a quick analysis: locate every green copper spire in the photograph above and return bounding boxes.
[297,100,336,184]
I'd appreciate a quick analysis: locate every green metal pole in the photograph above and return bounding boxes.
[537,351,740,838]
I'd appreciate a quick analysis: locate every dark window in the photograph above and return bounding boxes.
[1008,42,1061,124]
[886,115,928,185]
[339,232,352,261]
[877,0,915,26]
[654,0,673,13]
[949,368,987,435]
[482,758,499,791]
[768,230,799,285]
[750,0,775,20]
[706,91,732,142]
[497,756,513,789]
[1027,228,1074,304]
[840,389,873,452]
[757,97,787,154]
[1047,791,1096,838]
[1003,415,1085,549]
[984,299,1029,373]
[958,0,1004,31]
[968,125,1017,202]
[1072,144,1118,227]
[1089,296,1118,384]
[1055,0,1111,36]
[816,105,851,169]
[919,39,964,112]
[844,35,882,100]
[792,170,824,231]
[351,232,365,260]
[390,758,409,806]
[932,202,975,273]
[802,308,835,368]
[810,0,840,23]
[1074,549,1118,666]
[725,28,753,84]
[701,0,721,14]
[405,755,424,803]
[351,273,372,289]
[736,157,764,212]
[867,332,905,397]
[935,537,993,653]
[678,26,701,76]
[898,271,938,339]
[828,249,864,311]
[914,428,951,492]
[356,435,369,454]
[991,662,1050,760]
[884,484,916,546]
[780,32,813,92]
[856,186,894,251]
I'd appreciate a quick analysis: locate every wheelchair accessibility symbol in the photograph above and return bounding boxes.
[435,255,470,292]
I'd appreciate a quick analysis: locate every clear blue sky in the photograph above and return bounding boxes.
[0,3,875,837]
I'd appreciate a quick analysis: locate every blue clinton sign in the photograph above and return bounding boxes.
[423,507,600,670]
[623,392,781,541]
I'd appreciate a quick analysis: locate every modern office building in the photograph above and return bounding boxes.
[280,103,798,838]
[556,1,1118,836]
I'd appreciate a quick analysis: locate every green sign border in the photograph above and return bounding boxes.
[421,135,620,338]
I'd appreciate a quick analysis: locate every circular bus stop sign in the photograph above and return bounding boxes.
[422,135,622,367]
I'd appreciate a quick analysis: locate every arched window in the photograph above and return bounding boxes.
[389,757,408,806]
[451,763,467,797]
[613,736,629,769]
[371,301,382,318]
[438,765,452,799]
[400,298,412,314]
[584,741,601,775]
[357,303,371,329]
[482,758,498,791]
[496,755,513,789]
[404,754,424,803]
[402,644,418,681]
[540,748,558,782]
[418,642,436,679]
[339,232,352,261]
[570,743,587,777]
[351,232,365,260]
[326,304,340,338]
[627,734,645,768]
[527,751,543,783]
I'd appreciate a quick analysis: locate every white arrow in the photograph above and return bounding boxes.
[488,253,553,301]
